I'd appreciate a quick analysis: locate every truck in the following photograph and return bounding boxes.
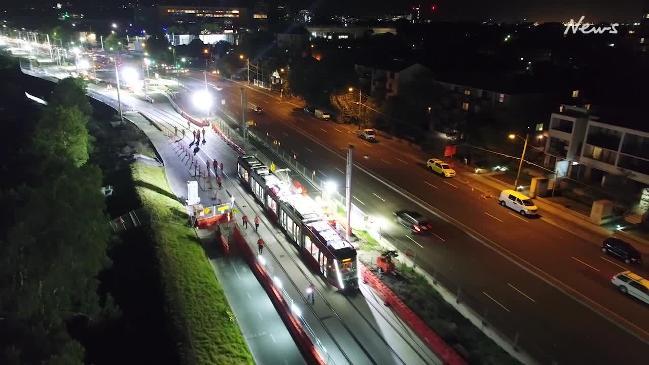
[314,109,331,120]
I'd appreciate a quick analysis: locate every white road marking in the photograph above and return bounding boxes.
[257,311,263,320]
[484,212,504,222]
[600,256,628,270]
[372,193,386,202]
[432,232,446,242]
[405,235,424,248]
[334,128,343,132]
[443,180,458,188]
[571,257,600,272]
[482,291,511,312]
[507,283,536,303]
[395,157,408,164]
[353,196,366,206]
[305,147,313,153]
[425,181,439,189]
[335,167,344,174]
[381,159,391,164]
[320,128,327,133]
[270,333,276,343]
[508,212,529,222]
[317,169,328,178]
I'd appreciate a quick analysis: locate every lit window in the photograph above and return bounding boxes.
[571,90,579,98]
[641,38,646,44]
[498,93,505,103]
[464,89,471,96]
[462,102,470,111]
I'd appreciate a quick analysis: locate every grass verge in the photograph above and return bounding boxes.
[354,230,381,251]
[132,163,253,365]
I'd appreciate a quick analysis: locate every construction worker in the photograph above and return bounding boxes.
[242,214,249,229]
[306,283,316,304]
[219,162,224,175]
[216,175,222,190]
[174,125,177,136]
[213,159,218,174]
[254,215,260,232]
[257,238,265,255]
[182,129,186,138]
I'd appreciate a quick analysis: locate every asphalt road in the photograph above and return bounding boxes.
[177,73,649,364]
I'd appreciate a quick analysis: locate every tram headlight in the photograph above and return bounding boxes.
[334,260,345,290]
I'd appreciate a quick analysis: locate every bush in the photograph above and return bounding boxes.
[132,163,253,365]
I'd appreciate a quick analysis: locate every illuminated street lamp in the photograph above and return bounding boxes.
[508,133,529,190]
[240,54,250,83]
[192,89,213,111]
[348,86,363,129]
[111,22,118,29]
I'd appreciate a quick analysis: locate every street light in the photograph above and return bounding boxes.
[508,133,529,190]
[348,86,363,129]
[111,23,118,29]
[192,89,213,111]
[240,54,250,83]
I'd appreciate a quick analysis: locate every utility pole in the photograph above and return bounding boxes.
[114,55,124,124]
[247,58,250,84]
[345,144,354,241]
[513,133,529,189]
[241,88,248,140]
[358,88,362,129]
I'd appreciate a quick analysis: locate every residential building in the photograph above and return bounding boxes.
[306,26,396,40]
[544,105,649,191]
[158,5,249,30]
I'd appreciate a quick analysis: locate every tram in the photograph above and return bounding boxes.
[237,155,358,291]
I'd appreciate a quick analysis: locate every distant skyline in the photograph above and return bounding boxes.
[6,0,648,22]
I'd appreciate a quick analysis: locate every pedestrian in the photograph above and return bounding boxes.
[216,175,222,190]
[202,127,206,140]
[254,215,260,232]
[182,129,186,138]
[219,162,224,175]
[306,283,315,304]
[213,159,219,175]
[242,214,249,229]
[187,121,191,129]
[257,238,264,255]
[174,125,177,136]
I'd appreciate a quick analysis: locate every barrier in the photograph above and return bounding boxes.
[361,264,467,365]
[230,225,325,365]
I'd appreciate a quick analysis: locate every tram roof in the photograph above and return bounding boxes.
[305,219,353,251]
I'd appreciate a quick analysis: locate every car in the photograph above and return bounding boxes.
[394,210,433,234]
[358,128,377,142]
[303,106,315,114]
[602,238,642,264]
[426,159,456,177]
[498,189,538,216]
[611,271,649,304]
[251,105,263,114]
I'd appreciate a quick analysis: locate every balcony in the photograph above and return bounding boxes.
[582,144,617,165]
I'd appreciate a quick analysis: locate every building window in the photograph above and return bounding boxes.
[571,90,580,98]
[462,102,470,111]
[464,89,471,96]
[641,37,646,44]
[498,93,505,103]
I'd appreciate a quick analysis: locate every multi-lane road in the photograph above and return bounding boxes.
[179,73,649,364]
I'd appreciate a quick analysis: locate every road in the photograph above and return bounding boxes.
[179,73,649,364]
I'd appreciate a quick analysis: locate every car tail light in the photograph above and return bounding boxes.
[413,225,421,232]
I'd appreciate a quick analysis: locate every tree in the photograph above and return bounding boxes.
[103,34,124,52]
[33,106,90,167]
[50,77,92,117]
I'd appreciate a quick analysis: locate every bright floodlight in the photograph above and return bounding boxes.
[143,57,151,66]
[71,47,81,55]
[324,180,337,194]
[192,89,213,110]
[77,58,90,70]
[111,23,118,29]
[121,66,139,85]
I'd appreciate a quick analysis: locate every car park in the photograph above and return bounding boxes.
[394,210,433,234]
[498,190,538,216]
[426,159,456,177]
[611,271,649,304]
[602,238,642,264]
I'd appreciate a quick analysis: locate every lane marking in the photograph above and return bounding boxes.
[395,157,408,164]
[432,232,446,242]
[372,193,386,202]
[482,291,511,312]
[571,257,600,272]
[381,159,391,164]
[305,147,313,153]
[353,196,366,206]
[424,181,439,189]
[257,311,263,320]
[270,333,276,343]
[320,128,327,133]
[443,180,458,189]
[317,169,328,178]
[406,235,424,248]
[600,256,628,270]
[508,212,529,222]
[508,283,536,303]
[334,127,343,133]
[335,167,344,175]
[484,212,504,222]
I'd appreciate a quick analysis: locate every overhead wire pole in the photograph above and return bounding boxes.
[345,144,354,241]
[114,54,124,124]
[241,87,248,141]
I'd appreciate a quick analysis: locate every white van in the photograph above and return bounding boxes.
[498,189,538,216]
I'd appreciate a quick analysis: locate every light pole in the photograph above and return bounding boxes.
[240,54,249,83]
[348,87,363,129]
[509,133,529,190]
[168,46,176,68]
[113,56,124,124]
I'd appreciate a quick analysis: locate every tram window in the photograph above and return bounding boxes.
[311,240,320,264]
[267,196,277,212]
[305,236,312,253]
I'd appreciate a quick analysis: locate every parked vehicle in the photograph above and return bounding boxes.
[358,128,377,142]
[251,105,263,114]
[602,238,642,264]
[426,159,456,177]
[611,271,649,304]
[394,210,433,234]
[303,106,315,115]
[315,109,331,120]
[498,190,538,216]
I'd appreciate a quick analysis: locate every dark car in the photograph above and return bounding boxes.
[303,106,315,114]
[602,238,642,264]
[394,210,433,234]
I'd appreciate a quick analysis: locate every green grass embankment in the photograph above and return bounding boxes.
[132,163,254,365]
